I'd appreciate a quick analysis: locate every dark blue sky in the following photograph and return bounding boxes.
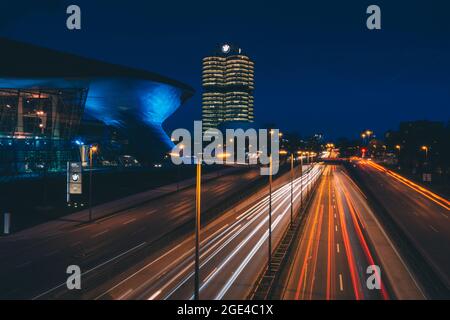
[0,0,449,140]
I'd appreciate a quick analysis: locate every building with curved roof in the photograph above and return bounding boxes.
[0,37,194,174]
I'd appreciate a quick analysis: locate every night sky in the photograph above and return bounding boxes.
[0,0,449,140]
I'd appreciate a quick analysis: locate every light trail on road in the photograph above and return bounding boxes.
[94,165,324,300]
[283,166,390,300]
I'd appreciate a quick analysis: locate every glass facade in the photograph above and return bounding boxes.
[0,88,87,175]
[202,45,254,131]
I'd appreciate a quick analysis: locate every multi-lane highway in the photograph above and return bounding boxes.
[354,160,450,297]
[0,166,264,299]
[79,164,322,300]
[281,165,423,300]
[2,158,444,300]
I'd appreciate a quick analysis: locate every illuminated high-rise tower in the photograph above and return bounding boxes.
[202,43,254,131]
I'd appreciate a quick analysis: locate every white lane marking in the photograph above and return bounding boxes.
[91,229,109,238]
[204,267,217,283]
[33,242,146,300]
[148,289,162,300]
[336,243,340,253]
[166,167,324,300]
[335,225,338,232]
[165,183,302,300]
[429,225,439,233]
[146,210,156,216]
[99,223,237,300]
[211,175,320,301]
[164,225,246,299]
[117,289,133,300]
[123,218,136,225]
[339,274,344,291]
[95,240,187,300]
[100,219,236,300]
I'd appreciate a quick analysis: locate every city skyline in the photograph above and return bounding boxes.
[0,1,449,139]
[0,0,449,306]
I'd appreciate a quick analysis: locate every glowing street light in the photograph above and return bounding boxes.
[421,145,429,161]
[194,156,202,300]
[290,153,294,226]
[88,145,98,222]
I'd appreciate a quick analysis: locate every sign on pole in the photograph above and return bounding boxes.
[67,162,83,202]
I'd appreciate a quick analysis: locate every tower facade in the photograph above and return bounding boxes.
[202,44,254,131]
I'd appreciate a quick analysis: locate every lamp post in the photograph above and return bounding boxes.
[298,152,303,209]
[290,154,294,225]
[279,149,294,225]
[395,145,401,160]
[306,152,311,197]
[194,156,202,300]
[421,146,429,162]
[177,145,184,191]
[268,154,273,272]
[88,145,97,222]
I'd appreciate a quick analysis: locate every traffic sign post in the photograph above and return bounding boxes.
[67,162,83,204]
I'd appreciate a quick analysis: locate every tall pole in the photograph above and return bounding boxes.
[308,154,312,197]
[89,147,93,222]
[194,159,202,300]
[177,165,181,192]
[300,155,303,209]
[306,154,310,198]
[268,155,272,272]
[290,154,294,225]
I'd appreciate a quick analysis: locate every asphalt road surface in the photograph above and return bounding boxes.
[0,166,264,299]
[354,160,450,296]
[282,165,393,300]
[86,164,323,300]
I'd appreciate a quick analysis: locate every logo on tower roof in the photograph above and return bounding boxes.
[221,44,231,53]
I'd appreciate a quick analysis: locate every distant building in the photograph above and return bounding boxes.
[202,44,254,131]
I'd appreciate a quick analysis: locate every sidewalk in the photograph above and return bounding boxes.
[0,166,244,240]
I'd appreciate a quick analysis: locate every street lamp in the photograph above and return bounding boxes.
[268,154,273,272]
[421,146,429,161]
[169,151,183,192]
[280,151,294,225]
[194,155,202,300]
[290,153,294,226]
[88,145,98,222]
[305,152,311,197]
[297,151,304,209]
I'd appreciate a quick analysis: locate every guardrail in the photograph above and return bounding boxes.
[248,166,324,300]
